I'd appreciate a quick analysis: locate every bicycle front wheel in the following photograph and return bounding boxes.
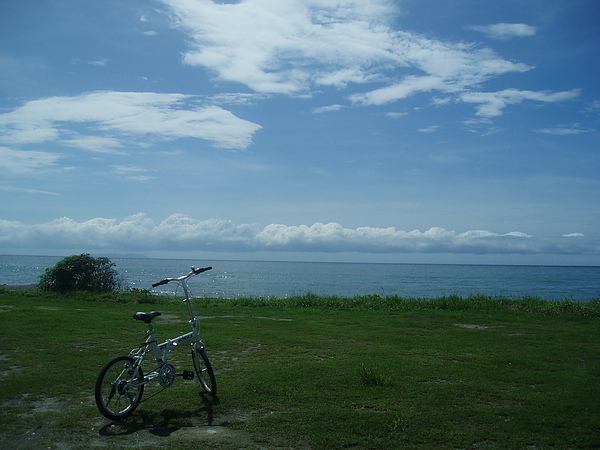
[95,355,144,420]
[192,343,217,395]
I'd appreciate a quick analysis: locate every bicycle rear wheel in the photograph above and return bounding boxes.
[192,343,217,395]
[95,355,144,420]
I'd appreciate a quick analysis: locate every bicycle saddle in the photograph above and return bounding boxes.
[133,311,162,323]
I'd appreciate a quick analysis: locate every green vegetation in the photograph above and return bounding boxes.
[0,289,599,448]
[195,292,600,317]
[38,253,122,293]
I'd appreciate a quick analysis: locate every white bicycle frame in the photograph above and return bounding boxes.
[128,267,209,387]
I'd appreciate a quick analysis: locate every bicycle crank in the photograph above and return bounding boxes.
[158,363,176,388]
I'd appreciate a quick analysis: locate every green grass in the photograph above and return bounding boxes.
[0,289,599,448]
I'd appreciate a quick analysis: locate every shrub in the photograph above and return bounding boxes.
[39,253,122,293]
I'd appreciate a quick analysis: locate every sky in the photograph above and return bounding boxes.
[1,0,599,265]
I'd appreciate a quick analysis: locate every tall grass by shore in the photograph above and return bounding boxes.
[3,285,599,316]
[198,292,600,316]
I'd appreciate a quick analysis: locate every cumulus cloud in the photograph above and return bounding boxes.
[469,23,537,40]
[0,214,595,256]
[0,91,262,153]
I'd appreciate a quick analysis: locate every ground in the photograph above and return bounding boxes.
[1,393,273,449]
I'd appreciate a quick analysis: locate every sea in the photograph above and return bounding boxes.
[1,254,599,301]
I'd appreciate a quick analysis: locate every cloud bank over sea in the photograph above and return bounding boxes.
[0,214,593,258]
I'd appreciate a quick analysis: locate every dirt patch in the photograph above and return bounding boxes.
[2,394,71,417]
[453,323,491,329]
[0,352,22,381]
[200,315,293,322]
[94,406,264,448]
[36,305,62,311]
[0,393,267,449]
[154,313,181,324]
[422,379,452,384]
[171,425,256,445]
[95,420,258,448]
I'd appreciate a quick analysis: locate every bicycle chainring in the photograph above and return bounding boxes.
[158,363,176,388]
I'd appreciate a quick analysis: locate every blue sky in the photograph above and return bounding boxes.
[1,0,599,265]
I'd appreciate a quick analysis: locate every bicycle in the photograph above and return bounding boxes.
[95,266,217,421]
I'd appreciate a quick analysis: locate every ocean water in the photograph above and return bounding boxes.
[1,254,599,301]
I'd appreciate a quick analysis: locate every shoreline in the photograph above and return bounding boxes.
[1,284,39,291]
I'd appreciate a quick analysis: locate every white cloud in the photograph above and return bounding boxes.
[351,75,447,106]
[563,233,584,238]
[63,136,126,154]
[0,186,60,196]
[0,91,262,151]
[158,2,578,120]
[461,89,581,117]
[585,100,600,113]
[163,0,400,94]
[469,23,537,40]
[87,58,108,66]
[209,92,270,105]
[504,231,533,238]
[534,124,593,135]
[111,165,156,181]
[315,68,379,88]
[160,0,534,112]
[386,112,408,119]
[417,125,440,133]
[432,97,452,107]
[0,214,595,256]
[313,104,347,113]
[0,147,63,174]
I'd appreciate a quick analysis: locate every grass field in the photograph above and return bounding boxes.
[0,289,599,449]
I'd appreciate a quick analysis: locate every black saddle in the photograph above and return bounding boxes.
[133,311,162,323]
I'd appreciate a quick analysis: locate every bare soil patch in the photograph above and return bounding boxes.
[453,323,491,329]
[0,394,267,449]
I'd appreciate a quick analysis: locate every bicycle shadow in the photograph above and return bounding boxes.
[98,392,221,438]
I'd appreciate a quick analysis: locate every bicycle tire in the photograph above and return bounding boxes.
[95,355,144,420]
[192,343,217,395]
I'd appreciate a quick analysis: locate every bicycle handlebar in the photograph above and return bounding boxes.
[151,266,212,287]
[151,279,169,287]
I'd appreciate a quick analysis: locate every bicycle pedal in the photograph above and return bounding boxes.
[182,370,195,380]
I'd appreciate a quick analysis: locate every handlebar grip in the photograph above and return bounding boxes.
[152,279,170,287]
[193,266,212,274]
